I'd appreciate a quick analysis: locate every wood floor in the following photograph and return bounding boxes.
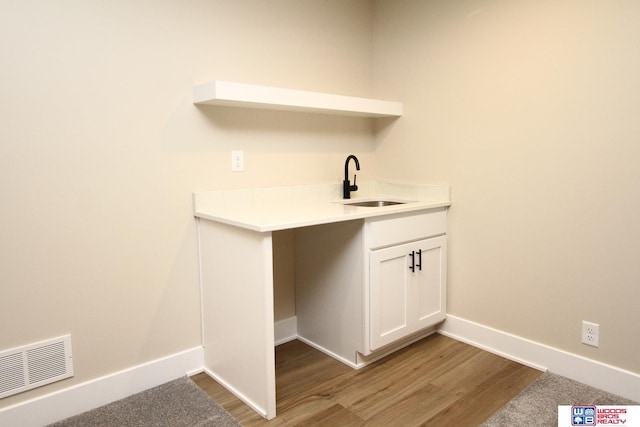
[192,334,542,426]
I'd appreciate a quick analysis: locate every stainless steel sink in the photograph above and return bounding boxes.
[343,200,408,207]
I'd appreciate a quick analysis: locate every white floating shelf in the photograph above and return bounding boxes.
[193,81,403,118]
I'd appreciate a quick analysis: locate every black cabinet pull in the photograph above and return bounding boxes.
[409,249,422,273]
[409,251,415,272]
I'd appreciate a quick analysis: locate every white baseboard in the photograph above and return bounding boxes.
[1,315,298,427]
[438,315,640,402]
[295,335,360,369]
[202,368,267,419]
[274,316,298,345]
[7,314,637,427]
[0,346,204,427]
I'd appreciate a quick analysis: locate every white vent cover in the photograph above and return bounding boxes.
[0,335,73,399]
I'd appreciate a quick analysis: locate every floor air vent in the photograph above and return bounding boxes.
[0,335,73,399]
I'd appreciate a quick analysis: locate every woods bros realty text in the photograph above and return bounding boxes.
[558,405,640,426]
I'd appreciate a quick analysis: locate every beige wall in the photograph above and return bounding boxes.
[3,0,639,410]
[0,0,374,407]
[373,0,640,373]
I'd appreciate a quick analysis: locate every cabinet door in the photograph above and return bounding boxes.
[370,243,412,350]
[412,236,446,331]
[370,236,446,351]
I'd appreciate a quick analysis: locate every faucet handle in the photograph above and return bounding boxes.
[352,174,358,190]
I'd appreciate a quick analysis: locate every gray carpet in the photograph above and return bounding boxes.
[481,371,638,426]
[47,376,241,427]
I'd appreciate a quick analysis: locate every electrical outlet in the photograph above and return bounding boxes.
[231,150,244,172]
[582,321,599,348]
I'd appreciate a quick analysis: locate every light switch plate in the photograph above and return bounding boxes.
[231,150,244,172]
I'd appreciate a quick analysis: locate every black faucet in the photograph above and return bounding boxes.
[343,154,360,199]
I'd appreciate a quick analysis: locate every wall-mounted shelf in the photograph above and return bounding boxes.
[193,80,403,118]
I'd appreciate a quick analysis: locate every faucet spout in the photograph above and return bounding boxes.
[343,155,360,199]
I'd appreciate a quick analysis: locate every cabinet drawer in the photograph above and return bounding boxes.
[368,208,446,249]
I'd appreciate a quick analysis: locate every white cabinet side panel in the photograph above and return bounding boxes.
[198,219,275,419]
[295,220,364,364]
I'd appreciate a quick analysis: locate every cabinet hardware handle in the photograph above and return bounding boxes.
[416,249,422,271]
[409,251,415,272]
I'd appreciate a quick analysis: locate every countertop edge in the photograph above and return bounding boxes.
[194,200,451,233]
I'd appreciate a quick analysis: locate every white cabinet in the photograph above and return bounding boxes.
[365,209,447,352]
[291,208,448,366]
[369,236,446,350]
[194,185,450,419]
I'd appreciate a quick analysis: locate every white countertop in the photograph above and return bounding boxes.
[193,181,451,232]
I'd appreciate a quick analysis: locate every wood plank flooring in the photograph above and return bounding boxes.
[192,334,542,426]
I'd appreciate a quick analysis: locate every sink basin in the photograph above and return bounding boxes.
[342,199,412,207]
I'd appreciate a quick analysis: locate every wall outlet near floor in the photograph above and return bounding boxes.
[581,321,599,347]
[231,150,244,172]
